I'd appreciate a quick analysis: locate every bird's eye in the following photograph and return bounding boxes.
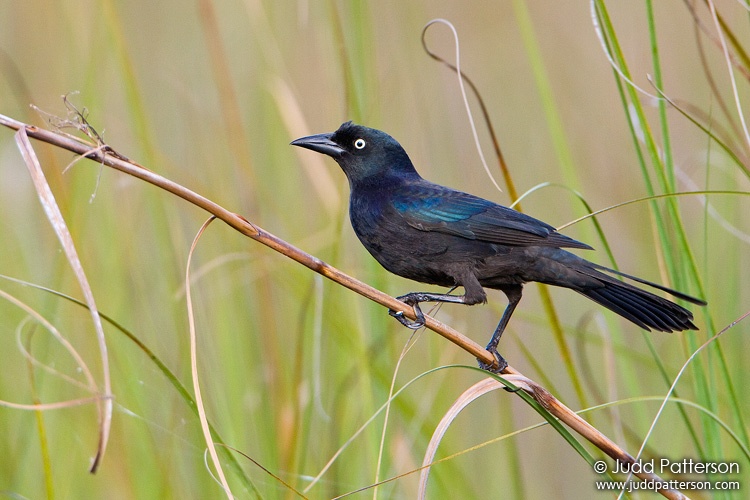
[354,138,366,150]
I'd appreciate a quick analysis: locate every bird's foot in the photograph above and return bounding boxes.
[477,348,508,374]
[395,292,434,305]
[388,301,426,330]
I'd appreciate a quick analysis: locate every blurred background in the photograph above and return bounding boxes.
[0,0,748,498]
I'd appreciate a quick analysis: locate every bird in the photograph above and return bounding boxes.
[291,121,706,372]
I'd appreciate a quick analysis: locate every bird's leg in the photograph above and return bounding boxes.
[478,285,523,373]
[388,287,461,329]
[387,282,485,330]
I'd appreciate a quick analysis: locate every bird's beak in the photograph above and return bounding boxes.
[290,132,345,157]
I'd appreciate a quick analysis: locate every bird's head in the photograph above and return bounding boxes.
[291,122,416,184]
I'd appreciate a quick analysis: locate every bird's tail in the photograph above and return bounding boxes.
[575,264,706,333]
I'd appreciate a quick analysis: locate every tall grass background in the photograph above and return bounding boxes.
[0,1,748,498]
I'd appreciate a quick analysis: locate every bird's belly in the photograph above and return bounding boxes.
[351,213,511,287]
[361,234,456,285]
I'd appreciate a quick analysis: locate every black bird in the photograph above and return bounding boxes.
[291,122,706,372]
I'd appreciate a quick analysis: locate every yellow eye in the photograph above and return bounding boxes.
[354,138,366,150]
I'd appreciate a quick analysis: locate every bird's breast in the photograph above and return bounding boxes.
[348,194,479,286]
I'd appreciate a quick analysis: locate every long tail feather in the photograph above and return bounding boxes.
[576,267,702,332]
[591,263,706,306]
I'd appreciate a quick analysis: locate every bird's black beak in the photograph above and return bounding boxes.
[290,132,345,158]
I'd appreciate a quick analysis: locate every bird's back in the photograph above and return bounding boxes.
[347,173,590,288]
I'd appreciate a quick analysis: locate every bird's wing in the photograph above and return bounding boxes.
[392,184,592,249]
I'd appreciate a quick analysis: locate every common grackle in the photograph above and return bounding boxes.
[291,122,706,372]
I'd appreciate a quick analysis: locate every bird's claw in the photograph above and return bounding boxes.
[477,348,508,374]
[396,292,430,305]
[388,303,426,329]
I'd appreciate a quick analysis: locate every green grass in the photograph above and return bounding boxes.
[1,1,748,498]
